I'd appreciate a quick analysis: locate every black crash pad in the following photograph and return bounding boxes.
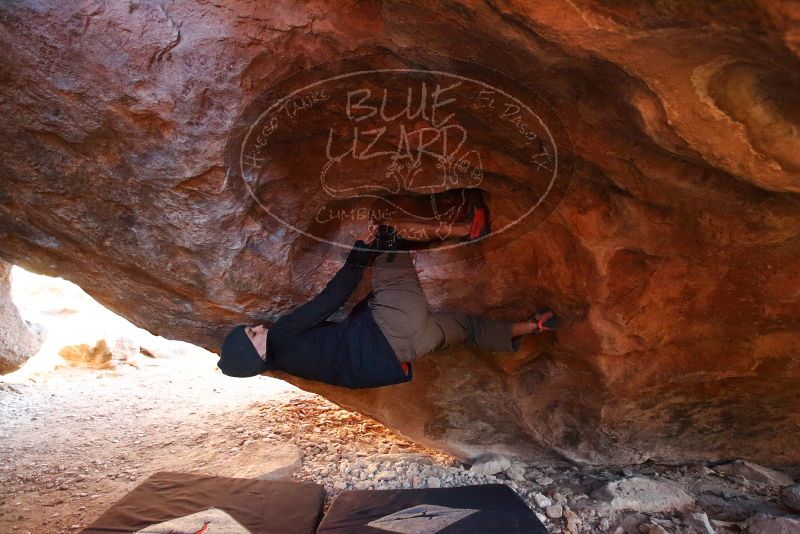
[81,470,324,533]
[316,483,548,533]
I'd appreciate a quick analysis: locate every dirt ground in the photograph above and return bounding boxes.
[0,267,304,532]
[0,355,306,532]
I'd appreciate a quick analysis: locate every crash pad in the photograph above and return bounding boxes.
[80,470,324,534]
[316,483,548,533]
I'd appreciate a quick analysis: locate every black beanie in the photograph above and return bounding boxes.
[217,325,268,377]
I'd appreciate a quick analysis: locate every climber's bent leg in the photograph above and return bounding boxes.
[367,253,521,363]
[428,312,521,354]
[368,252,441,363]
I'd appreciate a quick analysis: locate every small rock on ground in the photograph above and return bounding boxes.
[545,504,563,519]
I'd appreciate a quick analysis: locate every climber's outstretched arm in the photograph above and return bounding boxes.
[273,240,373,334]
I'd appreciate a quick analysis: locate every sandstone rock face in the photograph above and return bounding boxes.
[1,1,799,465]
[0,261,42,373]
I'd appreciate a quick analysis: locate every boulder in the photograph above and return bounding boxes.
[58,339,115,370]
[468,454,512,476]
[57,337,146,369]
[590,476,694,513]
[780,484,800,514]
[696,493,789,523]
[712,460,795,488]
[0,261,43,374]
[1,0,799,464]
[744,514,800,534]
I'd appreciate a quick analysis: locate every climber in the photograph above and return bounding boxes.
[217,205,558,388]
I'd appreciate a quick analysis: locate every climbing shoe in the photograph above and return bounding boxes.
[529,307,559,333]
[460,189,491,242]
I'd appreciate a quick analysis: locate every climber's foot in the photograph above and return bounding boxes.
[459,189,491,243]
[529,307,558,334]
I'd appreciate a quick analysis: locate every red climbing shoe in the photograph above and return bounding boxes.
[460,189,491,242]
[529,307,559,333]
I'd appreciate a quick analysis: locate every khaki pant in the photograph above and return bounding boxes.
[367,251,521,364]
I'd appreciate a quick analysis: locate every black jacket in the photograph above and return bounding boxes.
[262,240,413,389]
